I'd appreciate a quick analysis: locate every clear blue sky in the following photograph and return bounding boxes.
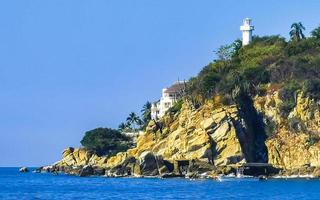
[1,0,320,167]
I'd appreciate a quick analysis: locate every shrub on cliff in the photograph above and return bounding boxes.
[238,35,285,67]
[184,21,320,105]
[185,36,284,106]
[167,99,183,115]
[302,79,320,100]
[80,128,132,156]
[278,81,301,117]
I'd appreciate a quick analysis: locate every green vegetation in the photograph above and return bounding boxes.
[83,22,320,155]
[80,128,132,156]
[290,22,305,41]
[302,79,320,100]
[185,23,320,117]
[80,22,320,157]
[167,99,183,115]
[278,81,301,117]
[80,103,152,156]
[118,102,152,133]
[118,112,142,132]
[311,26,320,39]
[140,101,152,129]
[126,112,141,131]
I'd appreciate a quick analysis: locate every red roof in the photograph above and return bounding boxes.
[165,82,185,93]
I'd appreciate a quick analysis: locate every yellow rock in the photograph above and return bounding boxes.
[105,102,245,168]
[54,89,320,173]
[255,90,320,169]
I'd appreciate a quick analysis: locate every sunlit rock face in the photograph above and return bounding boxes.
[55,147,108,169]
[254,90,320,169]
[53,89,320,176]
[105,100,265,174]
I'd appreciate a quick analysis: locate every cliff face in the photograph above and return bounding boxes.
[53,88,320,176]
[107,102,245,168]
[255,91,320,170]
[53,101,250,177]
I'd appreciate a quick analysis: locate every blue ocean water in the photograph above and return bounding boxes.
[0,168,320,200]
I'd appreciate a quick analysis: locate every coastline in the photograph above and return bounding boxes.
[31,164,320,181]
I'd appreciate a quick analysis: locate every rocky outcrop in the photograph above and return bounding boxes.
[98,100,269,177]
[254,89,320,171]
[49,87,320,178]
[46,147,107,176]
[105,151,172,177]
[108,102,247,168]
[19,167,29,173]
[79,165,94,177]
[50,101,251,177]
[138,151,166,176]
[55,147,108,168]
[266,131,320,169]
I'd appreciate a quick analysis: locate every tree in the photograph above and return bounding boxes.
[141,101,151,128]
[126,112,141,131]
[290,22,306,41]
[232,39,242,58]
[214,40,242,61]
[80,128,132,156]
[215,44,234,61]
[311,26,320,39]
[118,122,127,132]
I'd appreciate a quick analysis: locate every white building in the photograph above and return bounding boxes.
[151,82,185,120]
[240,18,254,46]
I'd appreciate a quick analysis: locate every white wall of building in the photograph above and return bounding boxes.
[151,87,180,120]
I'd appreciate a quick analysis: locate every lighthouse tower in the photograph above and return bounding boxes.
[240,18,254,46]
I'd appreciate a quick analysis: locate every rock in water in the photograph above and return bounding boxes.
[258,175,268,181]
[139,151,170,176]
[79,165,94,177]
[19,167,29,173]
[105,156,137,177]
[93,167,105,176]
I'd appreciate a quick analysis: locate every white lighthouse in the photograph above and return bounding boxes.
[240,18,254,46]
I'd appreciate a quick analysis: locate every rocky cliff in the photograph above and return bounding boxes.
[50,87,320,177]
[255,91,320,172]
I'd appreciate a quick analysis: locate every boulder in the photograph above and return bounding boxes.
[139,151,159,176]
[313,167,320,177]
[139,151,171,176]
[216,165,236,175]
[188,159,216,174]
[19,167,29,173]
[93,167,105,176]
[79,165,94,177]
[64,166,82,175]
[106,157,137,177]
[41,165,56,173]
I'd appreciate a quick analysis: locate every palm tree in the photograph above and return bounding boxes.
[311,26,320,39]
[126,112,140,131]
[290,22,306,41]
[125,121,132,131]
[137,118,144,128]
[118,122,127,132]
[141,101,152,124]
